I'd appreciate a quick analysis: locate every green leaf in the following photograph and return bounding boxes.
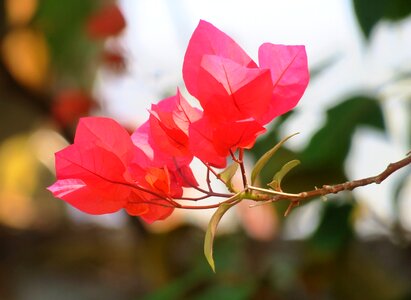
[268,160,300,191]
[251,133,299,185]
[309,201,354,254]
[301,96,385,169]
[218,162,239,192]
[204,198,241,272]
[353,0,411,38]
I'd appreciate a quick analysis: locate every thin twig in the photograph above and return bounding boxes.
[247,185,300,198]
[177,192,233,201]
[230,149,248,189]
[284,201,299,216]
[238,149,248,188]
[173,157,212,195]
[229,149,237,162]
[202,161,221,179]
[176,192,243,209]
[206,168,213,192]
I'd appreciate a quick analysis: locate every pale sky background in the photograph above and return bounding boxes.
[94,0,411,237]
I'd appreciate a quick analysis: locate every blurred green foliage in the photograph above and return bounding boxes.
[353,0,411,38]
[34,0,98,86]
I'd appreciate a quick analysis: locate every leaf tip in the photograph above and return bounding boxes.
[207,257,216,273]
[204,239,216,272]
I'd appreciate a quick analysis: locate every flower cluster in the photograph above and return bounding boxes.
[48,20,309,223]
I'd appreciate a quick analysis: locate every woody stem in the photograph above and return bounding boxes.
[230,149,248,189]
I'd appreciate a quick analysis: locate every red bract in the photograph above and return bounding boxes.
[86,4,126,39]
[188,116,227,168]
[183,20,309,163]
[131,91,200,188]
[148,90,202,159]
[47,117,177,223]
[131,120,199,188]
[189,116,265,168]
[132,90,201,169]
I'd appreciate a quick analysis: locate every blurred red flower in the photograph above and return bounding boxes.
[86,4,126,39]
[52,89,96,126]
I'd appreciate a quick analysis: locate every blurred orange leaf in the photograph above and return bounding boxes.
[5,0,38,26]
[1,28,49,90]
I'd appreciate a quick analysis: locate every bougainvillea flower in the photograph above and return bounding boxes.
[183,20,309,127]
[197,55,273,123]
[189,115,265,168]
[182,20,309,161]
[131,90,202,188]
[148,90,202,158]
[125,166,176,223]
[48,20,310,227]
[131,118,199,186]
[86,4,126,39]
[123,166,177,223]
[47,117,178,223]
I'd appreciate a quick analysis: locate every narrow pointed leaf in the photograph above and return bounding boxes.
[218,162,239,192]
[204,196,241,272]
[268,159,300,191]
[251,132,299,185]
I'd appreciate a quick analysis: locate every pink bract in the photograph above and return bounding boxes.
[182,20,309,164]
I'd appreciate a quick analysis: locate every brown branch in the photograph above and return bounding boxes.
[248,153,411,207]
[294,153,411,200]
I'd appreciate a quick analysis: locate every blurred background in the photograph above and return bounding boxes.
[0,0,411,299]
